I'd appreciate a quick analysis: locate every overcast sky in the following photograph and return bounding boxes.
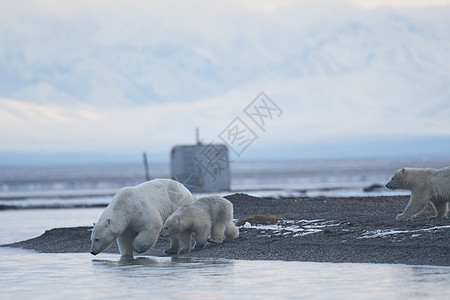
[1,0,450,164]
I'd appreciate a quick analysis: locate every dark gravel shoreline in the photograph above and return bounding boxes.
[2,193,449,266]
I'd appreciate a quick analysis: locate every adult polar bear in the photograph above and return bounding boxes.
[386,167,450,221]
[90,179,194,257]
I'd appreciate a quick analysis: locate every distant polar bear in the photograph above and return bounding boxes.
[386,167,450,221]
[90,179,194,258]
[160,196,239,254]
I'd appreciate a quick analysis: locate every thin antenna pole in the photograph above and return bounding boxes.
[142,152,150,181]
[196,127,200,145]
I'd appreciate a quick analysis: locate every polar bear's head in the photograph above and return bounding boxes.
[160,214,181,238]
[90,218,119,255]
[386,168,407,190]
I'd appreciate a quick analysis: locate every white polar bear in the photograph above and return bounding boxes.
[386,167,450,221]
[160,195,239,254]
[90,179,194,258]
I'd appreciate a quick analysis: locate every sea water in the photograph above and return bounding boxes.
[3,157,450,194]
[1,208,450,299]
[1,248,449,300]
[0,208,104,244]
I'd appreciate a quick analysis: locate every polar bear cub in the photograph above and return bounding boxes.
[90,179,194,257]
[386,167,450,221]
[161,195,239,254]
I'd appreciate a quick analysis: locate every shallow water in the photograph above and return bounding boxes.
[0,208,103,244]
[0,248,449,300]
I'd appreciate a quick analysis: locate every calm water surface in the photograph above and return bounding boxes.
[0,208,104,244]
[0,248,449,300]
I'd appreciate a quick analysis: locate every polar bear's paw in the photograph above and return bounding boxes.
[178,248,191,254]
[195,241,207,249]
[396,213,407,221]
[207,238,223,244]
[164,248,179,255]
[428,215,447,220]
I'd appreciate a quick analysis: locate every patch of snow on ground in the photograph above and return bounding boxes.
[240,219,341,237]
[359,225,450,239]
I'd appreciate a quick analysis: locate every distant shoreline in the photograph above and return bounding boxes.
[0,184,410,210]
[2,194,449,266]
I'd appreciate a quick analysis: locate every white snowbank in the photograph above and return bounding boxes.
[240,219,341,237]
[359,225,450,239]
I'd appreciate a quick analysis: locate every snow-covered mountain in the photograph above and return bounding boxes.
[0,1,449,161]
[0,3,449,106]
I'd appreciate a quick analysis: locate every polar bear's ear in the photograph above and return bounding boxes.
[400,168,406,175]
[104,219,111,228]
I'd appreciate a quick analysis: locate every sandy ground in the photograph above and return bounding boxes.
[2,194,449,266]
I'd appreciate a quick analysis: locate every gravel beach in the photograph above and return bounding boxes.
[2,193,449,266]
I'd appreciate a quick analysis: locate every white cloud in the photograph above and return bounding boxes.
[0,95,247,153]
[1,76,448,155]
[0,0,449,159]
[349,0,450,9]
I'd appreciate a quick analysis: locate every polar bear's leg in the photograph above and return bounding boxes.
[208,224,225,244]
[224,222,239,241]
[430,200,448,219]
[165,237,180,254]
[397,193,429,221]
[117,231,136,257]
[133,229,159,253]
[194,228,211,248]
[178,232,192,254]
